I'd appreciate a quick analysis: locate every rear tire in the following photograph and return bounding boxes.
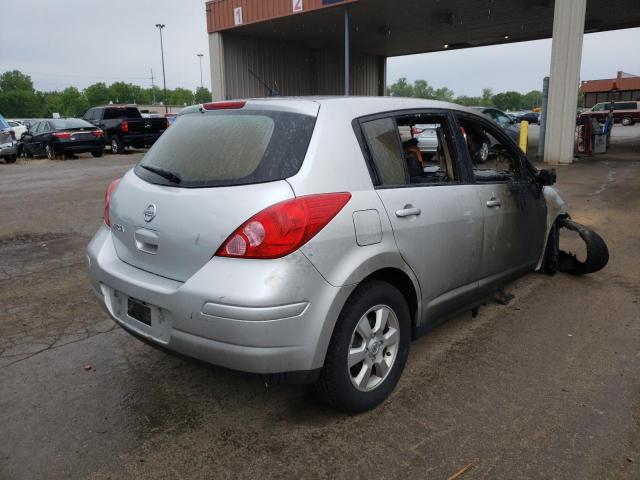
[91,150,104,158]
[45,143,55,160]
[110,136,125,155]
[316,280,411,413]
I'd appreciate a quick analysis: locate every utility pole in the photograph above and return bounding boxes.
[150,68,156,104]
[197,54,204,89]
[155,23,168,114]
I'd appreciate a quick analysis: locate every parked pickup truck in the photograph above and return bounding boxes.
[579,101,640,126]
[83,105,168,154]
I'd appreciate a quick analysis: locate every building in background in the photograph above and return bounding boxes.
[580,71,640,108]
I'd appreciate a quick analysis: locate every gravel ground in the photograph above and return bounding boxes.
[0,142,638,479]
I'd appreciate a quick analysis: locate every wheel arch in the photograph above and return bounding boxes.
[359,268,420,339]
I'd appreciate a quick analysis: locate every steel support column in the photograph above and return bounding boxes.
[209,32,226,101]
[344,6,350,96]
[544,0,587,164]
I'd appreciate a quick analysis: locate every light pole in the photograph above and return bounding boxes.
[197,54,204,89]
[155,23,168,114]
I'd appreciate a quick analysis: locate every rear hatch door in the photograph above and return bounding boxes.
[109,101,318,282]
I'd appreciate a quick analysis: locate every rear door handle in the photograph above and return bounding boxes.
[486,198,502,208]
[395,206,421,218]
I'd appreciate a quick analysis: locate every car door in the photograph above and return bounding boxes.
[38,121,53,153]
[29,121,45,155]
[357,111,484,326]
[455,113,547,293]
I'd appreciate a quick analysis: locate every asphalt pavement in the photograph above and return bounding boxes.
[0,137,639,479]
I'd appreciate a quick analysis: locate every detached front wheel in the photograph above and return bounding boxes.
[316,281,411,413]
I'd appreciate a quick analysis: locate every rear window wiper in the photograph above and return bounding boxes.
[140,164,182,184]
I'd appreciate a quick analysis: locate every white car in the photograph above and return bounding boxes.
[7,120,27,140]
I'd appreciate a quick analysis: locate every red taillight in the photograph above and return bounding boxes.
[203,101,246,110]
[104,178,121,227]
[120,120,129,133]
[53,132,72,139]
[163,117,169,129]
[92,129,103,138]
[216,193,352,259]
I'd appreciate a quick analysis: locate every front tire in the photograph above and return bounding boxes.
[621,116,634,126]
[316,281,411,413]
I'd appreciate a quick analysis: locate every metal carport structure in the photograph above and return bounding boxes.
[206,0,640,164]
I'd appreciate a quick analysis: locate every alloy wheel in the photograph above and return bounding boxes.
[348,304,400,392]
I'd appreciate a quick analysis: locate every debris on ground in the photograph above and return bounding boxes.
[83,364,92,371]
[447,463,473,480]
[495,288,515,305]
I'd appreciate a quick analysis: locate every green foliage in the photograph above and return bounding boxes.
[84,82,110,107]
[169,88,194,106]
[491,91,523,111]
[0,70,34,92]
[194,86,212,104]
[387,77,414,97]
[386,78,542,111]
[0,69,210,118]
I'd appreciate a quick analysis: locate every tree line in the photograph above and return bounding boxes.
[387,77,542,111]
[0,70,212,118]
[1,70,545,119]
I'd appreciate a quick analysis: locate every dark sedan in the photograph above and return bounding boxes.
[516,111,540,124]
[23,118,106,159]
[471,106,521,144]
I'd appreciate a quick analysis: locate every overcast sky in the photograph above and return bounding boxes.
[0,0,638,96]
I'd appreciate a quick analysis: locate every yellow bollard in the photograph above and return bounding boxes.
[519,120,529,153]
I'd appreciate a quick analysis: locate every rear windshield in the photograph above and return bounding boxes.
[135,110,316,188]
[103,107,142,120]
[51,118,93,129]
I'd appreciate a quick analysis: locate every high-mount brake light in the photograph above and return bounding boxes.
[216,193,352,259]
[104,178,121,227]
[203,101,246,110]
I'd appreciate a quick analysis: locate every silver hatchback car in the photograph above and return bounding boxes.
[88,97,604,412]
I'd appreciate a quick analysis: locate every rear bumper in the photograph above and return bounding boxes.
[121,133,163,146]
[54,140,105,153]
[87,225,354,375]
[0,142,17,157]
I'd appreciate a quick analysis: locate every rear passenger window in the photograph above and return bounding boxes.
[361,118,406,186]
[361,114,459,187]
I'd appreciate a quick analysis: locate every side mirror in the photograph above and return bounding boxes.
[536,168,556,186]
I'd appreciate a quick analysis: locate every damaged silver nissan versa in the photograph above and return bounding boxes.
[87,97,608,412]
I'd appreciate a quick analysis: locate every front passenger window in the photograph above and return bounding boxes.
[458,117,524,183]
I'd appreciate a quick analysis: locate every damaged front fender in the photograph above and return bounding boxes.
[542,215,609,276]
